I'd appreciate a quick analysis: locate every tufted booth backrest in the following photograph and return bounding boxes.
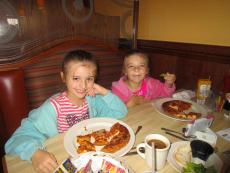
[0,69,29,138]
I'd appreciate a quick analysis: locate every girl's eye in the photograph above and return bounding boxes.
[87,77,94,82]
[127,65,134,69]
[73,77,80,80]
[127,65,146,70]
[140,64,146,68]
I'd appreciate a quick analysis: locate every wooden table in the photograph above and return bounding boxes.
[2,102,230,173]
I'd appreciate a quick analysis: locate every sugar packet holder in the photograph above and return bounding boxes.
[54,156,127,173]
[54,158,94,173]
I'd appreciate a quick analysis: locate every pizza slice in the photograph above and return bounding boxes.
[91,129,110,146]
[162,100,201,120]
[76,134,91,144]
[101,123,130,153]
[101,135,129,153]
[77,140,96,154]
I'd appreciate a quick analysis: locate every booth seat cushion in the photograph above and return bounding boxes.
[0,69,29,137]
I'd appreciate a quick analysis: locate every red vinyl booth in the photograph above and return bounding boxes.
[0,69,29,158]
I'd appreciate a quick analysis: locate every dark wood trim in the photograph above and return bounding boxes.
[119,39,230,64]
[132,0,139,49]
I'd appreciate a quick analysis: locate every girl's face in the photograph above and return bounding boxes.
[61,61,96,101]
[124,55,149,85]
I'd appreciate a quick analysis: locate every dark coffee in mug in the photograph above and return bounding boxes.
[147,139,167,149]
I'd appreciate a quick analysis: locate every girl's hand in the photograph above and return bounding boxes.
[87,83,108,96]
[163,72,176,87]
[127,96,148,108]
[31,149,58,173]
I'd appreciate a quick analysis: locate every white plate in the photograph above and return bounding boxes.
[152,97,208,121]
[64,117,135,158]
[167,141,223,173]
[71,152,134,173]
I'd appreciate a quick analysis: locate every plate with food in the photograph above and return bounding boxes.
[64,117,135,158]
[152,98,208,121]
[54,152,134,173]
[167,141,222,173]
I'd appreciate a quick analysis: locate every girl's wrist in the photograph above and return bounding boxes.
[165,82,174,88]
[101,88,109,96]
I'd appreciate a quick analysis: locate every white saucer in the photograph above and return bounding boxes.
[167,141,223,172]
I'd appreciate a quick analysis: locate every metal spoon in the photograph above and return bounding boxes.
[130,126,143,150]
[125,147,145,156]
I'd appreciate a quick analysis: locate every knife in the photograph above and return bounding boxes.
[125,151,138,156]
[165,131,189,141]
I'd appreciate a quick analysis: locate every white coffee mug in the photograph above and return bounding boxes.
[136,134,170,171]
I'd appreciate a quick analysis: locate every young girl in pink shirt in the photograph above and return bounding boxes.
[112,49,176,108]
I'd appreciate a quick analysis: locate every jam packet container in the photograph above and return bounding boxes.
[196,79,212,105]
[100,159,126,173]
[71,152,131,173]
[54,158,77,173]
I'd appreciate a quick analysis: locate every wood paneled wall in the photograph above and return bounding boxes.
[1,38,124,109]
[1,0,120,64]
[120,39,230,93]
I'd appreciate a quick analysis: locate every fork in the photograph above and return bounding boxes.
[135,125,142,135]
[129,126,143,151]
[161,127,196,138]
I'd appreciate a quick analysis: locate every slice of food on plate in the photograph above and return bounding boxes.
[64,118,135,158]
[75,122,130,154]
[77,134,91,144]
[92,129,110,146]
[162,99,202,120]
[77,140,96,154]
[102,123,130,153]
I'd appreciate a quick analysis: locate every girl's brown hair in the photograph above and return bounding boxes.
[62,50,98,75]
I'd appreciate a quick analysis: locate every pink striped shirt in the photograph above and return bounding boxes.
[50,92,89,133]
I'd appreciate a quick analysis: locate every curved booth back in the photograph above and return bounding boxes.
[0,69,29,138]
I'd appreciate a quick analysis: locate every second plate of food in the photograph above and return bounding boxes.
[64,117,135,158]
[167,141,222,173]
[152,97,208,121]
